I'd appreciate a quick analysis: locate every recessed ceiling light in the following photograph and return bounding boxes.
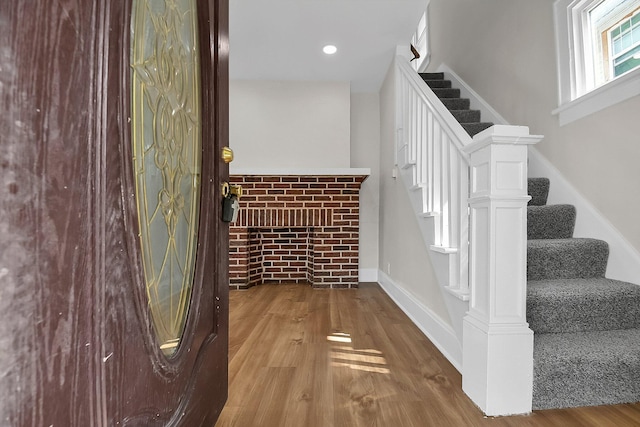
[323,45,337,55]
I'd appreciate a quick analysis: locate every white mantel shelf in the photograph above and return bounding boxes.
[229,167,371,176]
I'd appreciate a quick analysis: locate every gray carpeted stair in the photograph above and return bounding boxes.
[419,73,493,137]
[527,205,576,239]
[528,278,640,333]
[528,178,550,206]
[451,110,480,123]
[527,238,609,281]
[533,329,640,409]
[526,177,640,410]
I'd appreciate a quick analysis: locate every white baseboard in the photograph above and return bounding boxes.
[359,268,379,283]
[377,270,462,372]
[528,147,640,285]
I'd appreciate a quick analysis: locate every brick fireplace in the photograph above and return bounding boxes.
[229,171,369,289]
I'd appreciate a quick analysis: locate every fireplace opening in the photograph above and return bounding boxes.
[248,227,313,286]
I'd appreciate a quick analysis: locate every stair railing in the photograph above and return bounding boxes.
[396,56,472,299]
[394,52,543,416]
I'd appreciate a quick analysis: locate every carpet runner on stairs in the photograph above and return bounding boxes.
[526,178,640,410]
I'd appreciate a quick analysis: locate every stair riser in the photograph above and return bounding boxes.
[533,330,640,409]
[461,123,492,137]
[527,239,608,281]
[432,88,461,98]
[534,358,640,409]
[527,279,640,333]
[424,80,452,89]
[419,72,444,80]
[528,178,550,206]
[527,205,576,239]
[441,98,470,110]
[451,110,481,123]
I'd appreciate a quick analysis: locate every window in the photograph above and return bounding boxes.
[609,12,640,76]
[553,0,640,125]
[589,1,640,86]
[410,7,430,72]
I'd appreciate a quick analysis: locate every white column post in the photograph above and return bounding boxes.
[461,125,543,416]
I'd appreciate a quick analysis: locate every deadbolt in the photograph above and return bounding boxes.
[222,146,234,163]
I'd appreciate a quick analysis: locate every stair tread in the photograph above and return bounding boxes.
[527,277,640,333]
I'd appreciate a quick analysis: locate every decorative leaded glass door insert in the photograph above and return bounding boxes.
[130,0,202,356]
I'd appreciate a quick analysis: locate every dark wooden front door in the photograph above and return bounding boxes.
[0,1,229,425]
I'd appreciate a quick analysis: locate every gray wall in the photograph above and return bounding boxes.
[378,65,452,324]
[229,80,351,169]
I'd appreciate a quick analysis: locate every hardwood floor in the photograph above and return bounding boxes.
[215,283,640,427]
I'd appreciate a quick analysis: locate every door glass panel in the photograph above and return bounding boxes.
[130,0,202,357]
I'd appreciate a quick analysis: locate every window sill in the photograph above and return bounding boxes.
[552,68,640,126]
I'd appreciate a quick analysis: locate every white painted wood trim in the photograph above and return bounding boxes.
[377,270,462,372]
[528,147,640,285]
[463,314,533,416]
[229,167,371,176]
[552,0,640,126]
[358,268,378,283]
[464,133,538,416]
[551,68,640,126]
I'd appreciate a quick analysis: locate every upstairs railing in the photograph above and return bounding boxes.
[394,53,543,416]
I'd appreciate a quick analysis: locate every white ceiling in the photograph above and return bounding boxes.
[229,0,428,93]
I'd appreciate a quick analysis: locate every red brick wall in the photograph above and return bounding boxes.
[229,175,366,289]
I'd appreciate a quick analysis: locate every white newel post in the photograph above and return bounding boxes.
[461,125,543,416]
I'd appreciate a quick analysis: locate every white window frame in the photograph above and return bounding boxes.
[553,0,640,125]
[609,12,640,77]
[410,4,430,72]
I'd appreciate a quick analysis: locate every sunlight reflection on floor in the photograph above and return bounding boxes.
[327,332,391,374]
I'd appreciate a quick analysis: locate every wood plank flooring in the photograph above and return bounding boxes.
[215,283,640,427]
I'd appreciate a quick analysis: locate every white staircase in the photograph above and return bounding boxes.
[394,52,543,415]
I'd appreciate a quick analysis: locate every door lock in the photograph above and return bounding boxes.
[221,182,242,222]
